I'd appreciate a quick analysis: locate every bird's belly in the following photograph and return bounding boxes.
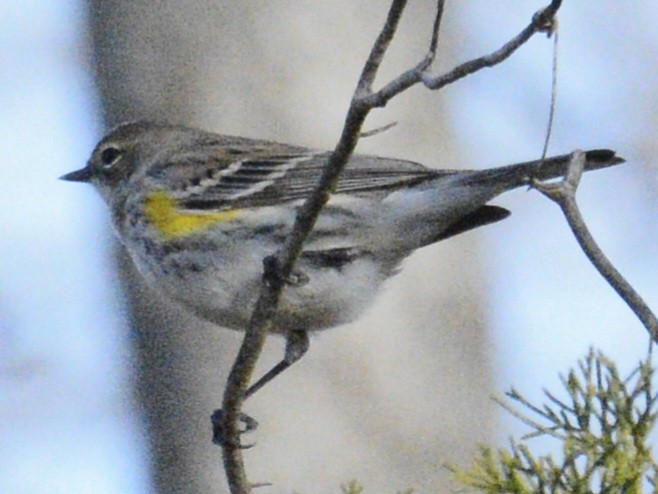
[125,236,391,334]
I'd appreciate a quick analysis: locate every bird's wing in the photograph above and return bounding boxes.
[152,139,446,211]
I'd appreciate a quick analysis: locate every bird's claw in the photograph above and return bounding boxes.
[211,409,259,449]
[263,255,309,287]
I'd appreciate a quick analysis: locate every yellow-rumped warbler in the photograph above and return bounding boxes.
[61,121,623,395]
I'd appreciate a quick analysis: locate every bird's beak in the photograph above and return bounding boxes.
[60,167,92,183]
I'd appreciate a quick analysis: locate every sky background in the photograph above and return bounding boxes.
[1,1,657,493]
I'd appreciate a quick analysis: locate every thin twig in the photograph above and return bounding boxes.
[533,151,658,343]
[493,395,567,441]
[361,0,564,108]
[356,0,410,97]
[421,0,563,91]
[540,18,559,162]
[427,0,446,64]
[360,121,398,138]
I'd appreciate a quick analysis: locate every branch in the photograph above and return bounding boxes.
[420,0,561,90]
[533,150,658,343]
[218,1,567,492]
[360,0,563,108]
[219,2,409,492]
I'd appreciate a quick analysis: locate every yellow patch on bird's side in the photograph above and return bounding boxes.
[144,190,241,239]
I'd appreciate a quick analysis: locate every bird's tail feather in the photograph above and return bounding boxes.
[462,149,624,189]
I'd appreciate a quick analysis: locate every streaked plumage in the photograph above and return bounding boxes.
[61,122,624,393]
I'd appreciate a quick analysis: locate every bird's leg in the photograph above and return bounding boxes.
[212,331,309,447]
[245,330,309,398]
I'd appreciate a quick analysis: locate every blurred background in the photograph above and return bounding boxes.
[1,1,656,492]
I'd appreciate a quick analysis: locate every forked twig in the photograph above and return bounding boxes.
[533,151,658,342]
[360,0,563,108]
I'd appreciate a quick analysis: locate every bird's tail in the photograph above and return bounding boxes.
[461,149,625,189]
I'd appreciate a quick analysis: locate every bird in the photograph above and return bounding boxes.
[61,121,624,396]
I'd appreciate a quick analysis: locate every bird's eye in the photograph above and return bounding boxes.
[100,146,122,169]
